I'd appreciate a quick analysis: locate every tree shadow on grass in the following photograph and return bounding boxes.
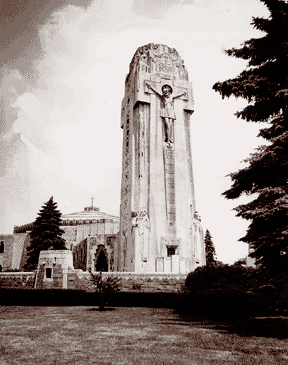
[218,317,288,340]
[173,314,288,340]
[87,307,116,312]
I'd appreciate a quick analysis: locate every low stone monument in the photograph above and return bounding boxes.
[34,250,73,289]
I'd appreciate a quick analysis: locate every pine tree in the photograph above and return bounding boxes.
[213,0,288,271]
[204,229,216,266]
[24,197,67,270]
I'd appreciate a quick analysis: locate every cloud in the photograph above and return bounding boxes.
[132,0,194,18]
[0,0,93,68]
[11,93,52,153]
[0,0,95,232]
[0,0,97,157]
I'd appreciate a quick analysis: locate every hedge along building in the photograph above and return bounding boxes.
[1,203,119,272]
[116,43,205,274]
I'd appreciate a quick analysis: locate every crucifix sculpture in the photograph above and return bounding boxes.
[146,83,187,144]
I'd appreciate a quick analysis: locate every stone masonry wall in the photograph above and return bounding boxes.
[0,272,35,288]
[62,226,77,249]
[66,270,186,293]
[12,234,27,270]
[35,265,64,289]
[73,240,88,270]
[19,233,31,271]
[1,268,186,293]
[35,266,45,289]
[0,235,14,271]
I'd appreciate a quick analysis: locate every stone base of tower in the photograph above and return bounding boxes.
[129,225,203,274]
[155,256,193,274]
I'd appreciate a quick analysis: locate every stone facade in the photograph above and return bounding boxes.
[117,43,205,273]
[0,234,28,271]
[72,234,118,272]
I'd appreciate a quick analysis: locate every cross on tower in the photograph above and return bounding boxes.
[91,197,94,208]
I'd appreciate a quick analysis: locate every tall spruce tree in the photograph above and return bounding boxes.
[204,229,216,266]
[24,197,66,270]
[213,0,288,271]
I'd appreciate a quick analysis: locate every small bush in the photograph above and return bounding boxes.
[88,270,121,310]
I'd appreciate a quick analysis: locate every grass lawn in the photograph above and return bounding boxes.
[0,306,288,364]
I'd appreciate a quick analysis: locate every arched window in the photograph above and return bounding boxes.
[96,250,108,272]
[0,241,4,254]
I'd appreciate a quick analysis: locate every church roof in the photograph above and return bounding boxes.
[13,205,119,233]
[62,206,119,223]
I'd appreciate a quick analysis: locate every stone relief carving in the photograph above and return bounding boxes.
[123,199,128,212]
[163,132,176,223]
[131,209,150,261]
[123,185,130,196]
[161,237,181,246]
[156,53,174,74]
[194,211,201,222]
[128,43,188,81]
[131,210,139,227]
[122,227,128,268]
[146,83,186,144]
[131,209,150,232]
[138,209,150,262]
[122,227,127,239]
[137,209,151,235]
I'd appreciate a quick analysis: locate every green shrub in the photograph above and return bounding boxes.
[88,270,121,310]
[177,265,262,319]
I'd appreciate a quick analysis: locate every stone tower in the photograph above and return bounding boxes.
[116,43,205,273]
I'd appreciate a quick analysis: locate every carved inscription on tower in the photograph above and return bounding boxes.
[163,144,176,231]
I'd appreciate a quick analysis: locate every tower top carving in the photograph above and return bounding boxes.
[128,43,189,81]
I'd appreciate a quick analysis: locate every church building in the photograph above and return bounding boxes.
[0,203,119,272]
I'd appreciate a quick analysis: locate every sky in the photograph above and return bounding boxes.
[0,0,271,264]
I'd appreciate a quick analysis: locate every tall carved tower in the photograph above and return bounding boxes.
[116,44,205,273]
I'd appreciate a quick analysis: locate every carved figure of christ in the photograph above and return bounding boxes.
[146,83,187,143]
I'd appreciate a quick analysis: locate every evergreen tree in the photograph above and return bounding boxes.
[204,229,216,266]
[24,197,67,270]
[213,0,288,271]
